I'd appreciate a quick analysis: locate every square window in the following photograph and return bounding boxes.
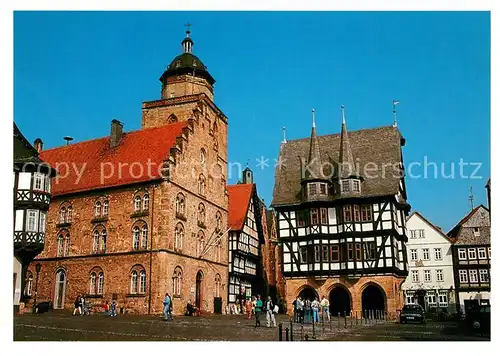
[341,180,350,193]
[459,270,468,283]
[308,183,317,195]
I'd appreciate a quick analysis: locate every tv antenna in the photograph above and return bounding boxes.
[63,136,74,145]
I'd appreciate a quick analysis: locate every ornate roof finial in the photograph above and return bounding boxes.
[182,23,194,53]
[281,126,287,144]
[393,100,400,127]
[312,108,316,128]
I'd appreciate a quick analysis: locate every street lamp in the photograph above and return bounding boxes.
[32,263,41,314]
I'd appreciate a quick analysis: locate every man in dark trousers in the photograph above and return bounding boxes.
[254,295,263,327]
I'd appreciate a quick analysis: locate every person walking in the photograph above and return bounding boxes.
[311,297,320,323]
[80,295,86,315]
[254,295,263,327]
[245,297,253,320]
[265,296,277,328]
[110,301,117,317]
[162,293,171,321]
[296,296,304,323]
[73,295,81,316]
[320,295,330,321]
[292,297,298,322]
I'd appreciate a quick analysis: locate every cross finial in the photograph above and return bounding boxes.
[469,186,475,211]
[185,23,192,34]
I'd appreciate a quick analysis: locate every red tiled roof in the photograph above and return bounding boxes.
[227,184,254,230]
[40,122,187,196]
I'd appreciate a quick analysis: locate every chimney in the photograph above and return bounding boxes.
[34,138,43,153]
[110,119,123,148]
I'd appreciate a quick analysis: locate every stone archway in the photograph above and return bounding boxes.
[361,283,386,313]
[329,285,351,316]
[297,285,318,301]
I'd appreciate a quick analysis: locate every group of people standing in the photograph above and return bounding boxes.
[292,295,331,323]
[242,295,278,328]
[72,295,117,316]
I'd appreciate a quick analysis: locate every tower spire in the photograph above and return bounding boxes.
[469,186,475,211]
[305,109,322,180]
[393,100,400,127]
[312,108,316,128]
[339,105,356,178]
[281,126,287,144]
[182,23,194,53]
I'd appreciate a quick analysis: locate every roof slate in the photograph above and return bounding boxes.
[272,125,404,206]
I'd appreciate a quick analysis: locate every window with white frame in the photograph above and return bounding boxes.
[34,173,43,191]
[411,270,419,283]
[143,194,149,211]
[410,230,417,239]
[422,248,430,260]
[39,212,46,233]
[44,175,51,192]
[405,293,415,304]
[130,267,146,294]
[458,248,467,260]
[410,249,418,261]
[479,269,489,283]
[424,270,431,282]
[417,229,425,238]
[473,227,480,237]
[132,226,140,250]
[341,180,350,193]
[459,270,468,283]
[26,210,39,232]
[436,269,444,282]
[94,201,102,217]
[438,292,448,307]
[468,248,477,260]
[434,248,442,260]
[478,248,487,259]
[130,271,138,294]
[134,195,141,212]
[352,180,360,192]
[426,292,437,306]
[103,200,109,216]
[469,269,478,283]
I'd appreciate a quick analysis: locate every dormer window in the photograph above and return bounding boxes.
[473,227,480,237]
[308,183,317,195]
[341,180,350,193]
[352,180,360,192]
[319,183,327,195]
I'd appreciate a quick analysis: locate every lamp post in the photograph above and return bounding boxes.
[32,263,41,314]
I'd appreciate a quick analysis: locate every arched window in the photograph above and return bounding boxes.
[64,233,70,256]
[215,274,221,298]
[172,266,182,296]
[90,272,96,294]
[103,200,109,216]
[67,206,73,222]
[174,223,184,250]
[200,148,206,165]
[57,234,64,256]
[199,174,206,196]
[25,271,33,296]
[143,194,149,211]
[134,195,141,212]
[92,225,106,254]
[130,271,138,294]
[197,230,205,257]
[59,207,66,224]
[130,266,146,295]
[198,203,206,225]
[132,226,140,250]
[216,211,222,232]
[139,270,147,294]
[97,272,104,295]
[95,201,102,217]
[141,225,148,249]
[175,193,185,217]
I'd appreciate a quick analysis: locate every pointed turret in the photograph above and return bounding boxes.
[338,105,356,178]
[305,109,323,180]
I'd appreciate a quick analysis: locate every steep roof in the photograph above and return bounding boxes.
[407,211,452,242]
[338,117,357,178]
[14,123,41,164]
[40,122,187,196]
[227,184,254,230]
[272,125,404,207]
[447,205,490,245]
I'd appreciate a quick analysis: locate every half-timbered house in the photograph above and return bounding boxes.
[448,204,490,313]
[271,108,410,319]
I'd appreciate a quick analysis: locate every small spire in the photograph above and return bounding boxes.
[469,186,475,212]
[341,105,346,124]
[281,126,287,144]
[393,100,400,127]
[182,23,194,54]
[312,109,316,128]
[339,105,356,179]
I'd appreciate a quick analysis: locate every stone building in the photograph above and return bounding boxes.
[25,29,229,315]
[271,108,410,319]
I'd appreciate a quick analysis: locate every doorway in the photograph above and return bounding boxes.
[361,284,386,313]
[54,269,66,309]
[329,286,351,316]
[298,286,318,302]
[195,271,203,309]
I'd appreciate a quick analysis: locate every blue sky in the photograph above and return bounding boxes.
[14,11,490,232]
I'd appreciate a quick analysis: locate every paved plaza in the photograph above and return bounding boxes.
[14,311,489,341]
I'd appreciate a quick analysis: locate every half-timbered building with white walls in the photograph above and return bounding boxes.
[227,168,266,309]
[402,211,456,313]
[448,205,490,314]
[272,107,410,319]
